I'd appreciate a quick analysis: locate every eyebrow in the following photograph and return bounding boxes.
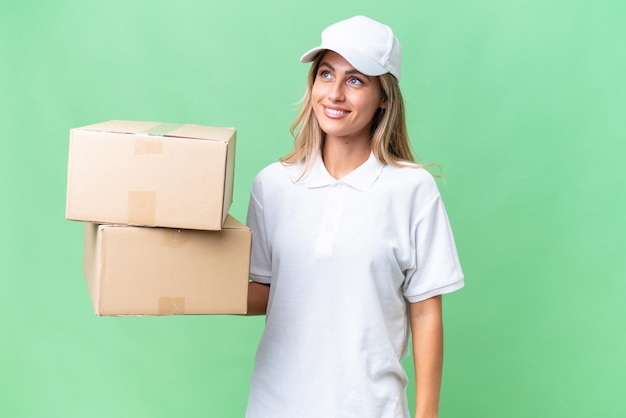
[319,61,371,79]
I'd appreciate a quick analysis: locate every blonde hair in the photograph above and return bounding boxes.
[281,51,424,178]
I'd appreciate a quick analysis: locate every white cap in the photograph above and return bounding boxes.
[300,16,402,81]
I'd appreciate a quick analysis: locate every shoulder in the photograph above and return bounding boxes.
[252,162,301,196]
[381,163,440,197]
[254,161,302,183]
[254,161,286,181]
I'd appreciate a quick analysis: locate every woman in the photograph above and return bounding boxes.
[245,15,464,418]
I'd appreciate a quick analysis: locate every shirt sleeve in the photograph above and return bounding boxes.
[246,175,272,284]
[403,192,465,303]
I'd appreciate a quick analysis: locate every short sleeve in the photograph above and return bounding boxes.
[403,193,464,302]
[246,176,272,284]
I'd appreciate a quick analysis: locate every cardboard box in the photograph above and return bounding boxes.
[66,120,236,230]
[83,215,250,316]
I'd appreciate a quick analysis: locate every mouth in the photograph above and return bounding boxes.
[323,105,350,118]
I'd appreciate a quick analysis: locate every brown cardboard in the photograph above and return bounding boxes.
[83,215,250,316]
[66,120,236,230]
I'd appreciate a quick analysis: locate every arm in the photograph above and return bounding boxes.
[409,295,444,418]
[246,281,270,315]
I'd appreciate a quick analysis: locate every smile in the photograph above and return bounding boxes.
[323,106,350,117]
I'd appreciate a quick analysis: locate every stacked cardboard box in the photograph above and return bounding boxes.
[66,120,250,316]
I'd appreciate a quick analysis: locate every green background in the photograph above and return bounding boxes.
[1,0,624,417]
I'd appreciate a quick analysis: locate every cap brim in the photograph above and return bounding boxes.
[300,47,325,63]
[299,44,388,77]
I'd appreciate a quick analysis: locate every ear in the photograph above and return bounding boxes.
[379,98,388,109]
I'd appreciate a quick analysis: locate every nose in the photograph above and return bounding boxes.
[328,81,345,102]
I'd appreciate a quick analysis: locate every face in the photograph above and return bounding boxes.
[311,51,386,143]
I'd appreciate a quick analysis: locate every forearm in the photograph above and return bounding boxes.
[410,296,444,418]
[245,281,270,315]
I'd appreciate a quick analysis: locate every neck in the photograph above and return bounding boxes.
[322,135,371,179]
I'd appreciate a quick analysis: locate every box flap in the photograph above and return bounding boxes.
[222,214,249,231]
[73,120,235,142]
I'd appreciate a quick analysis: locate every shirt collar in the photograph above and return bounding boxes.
[304,152,385,192]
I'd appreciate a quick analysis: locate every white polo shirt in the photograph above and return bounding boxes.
[245,152,464,418]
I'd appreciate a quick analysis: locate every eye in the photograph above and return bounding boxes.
[319,70,333,80]
[347,77,364,86]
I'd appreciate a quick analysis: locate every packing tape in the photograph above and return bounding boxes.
[140,123,184,135]
[134,135,163,154]
[163,228,190,248]
[128,191,156,225]
[134,123,183,154]
[158,297,186,315]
